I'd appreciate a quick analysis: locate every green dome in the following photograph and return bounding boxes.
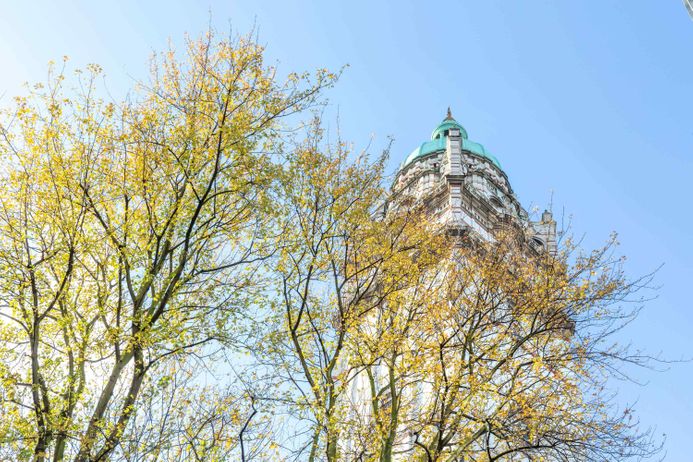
[402,137,446,166]
[431,118,468,140]
[400,109,502,170]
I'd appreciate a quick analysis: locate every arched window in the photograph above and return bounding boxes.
[531,237,545,249]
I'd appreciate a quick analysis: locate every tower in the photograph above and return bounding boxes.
[392,109,556,253]
[343,111,560,460]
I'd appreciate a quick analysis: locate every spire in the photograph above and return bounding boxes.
[445,106,454,120]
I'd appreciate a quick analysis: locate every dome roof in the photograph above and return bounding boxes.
[400,109,502,170]
[431,109,468,140]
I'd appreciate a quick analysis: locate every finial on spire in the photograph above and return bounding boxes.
[446,107,454,120]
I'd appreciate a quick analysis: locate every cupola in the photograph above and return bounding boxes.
[400,108,502,170]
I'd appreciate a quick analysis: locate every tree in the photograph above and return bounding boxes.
[345,228,661,462]
[255,122,447,462]
[0,30,335,461]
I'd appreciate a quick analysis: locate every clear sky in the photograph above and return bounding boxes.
[1,1,691,459]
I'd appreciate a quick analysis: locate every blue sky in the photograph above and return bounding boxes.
[1,1,691,459]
